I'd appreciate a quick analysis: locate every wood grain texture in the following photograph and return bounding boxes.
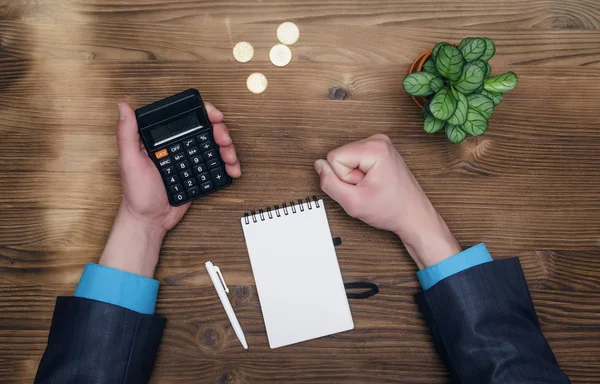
[2,0,600,29]
[1,0,600,383]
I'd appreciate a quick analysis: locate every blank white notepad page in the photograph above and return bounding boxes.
[241,200,354,348]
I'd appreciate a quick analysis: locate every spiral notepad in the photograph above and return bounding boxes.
[241,197,354,348]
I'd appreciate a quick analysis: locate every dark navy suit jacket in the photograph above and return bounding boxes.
[35,258,569,383]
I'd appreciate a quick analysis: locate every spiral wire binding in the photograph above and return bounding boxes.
[244,196,321,225]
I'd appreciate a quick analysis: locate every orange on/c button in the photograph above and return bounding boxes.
[155,149,169,159]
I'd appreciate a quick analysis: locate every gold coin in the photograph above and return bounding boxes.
[269,44,292,67]
[233,41,254,63]
[277,22,300,45]
[246,73,268,94]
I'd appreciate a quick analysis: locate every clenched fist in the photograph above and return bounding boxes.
[315,134,460,269]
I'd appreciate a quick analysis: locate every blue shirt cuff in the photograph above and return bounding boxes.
[74,263,159,315]
[417,243,493,290]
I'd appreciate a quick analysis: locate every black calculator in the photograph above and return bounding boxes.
[135,89,232,206]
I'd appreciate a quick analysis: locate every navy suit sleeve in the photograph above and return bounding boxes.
[416,257,570,384]
[34,297,165,384]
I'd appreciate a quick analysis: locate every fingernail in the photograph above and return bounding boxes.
[314,160,324,175]
[117,103,126,121]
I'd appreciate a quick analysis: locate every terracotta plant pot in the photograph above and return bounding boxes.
[407,49,433,109]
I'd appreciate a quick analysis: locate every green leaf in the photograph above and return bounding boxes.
[447,91,468,125]
[430,78,444,93]
[423,58,439,75]
[402,72,437,96]
[424,113,446,133]
[459,38,487,61]
[479,37,496,62]
[471,60,487,76]
[458,38,473,52]
[432,42,449,60]
[435,45,464,82]
[461,108,488,136]
[467,94,494,118]
[467,94,494,119]
[430,88,457,121]
[454,63,485,94]
[446,124,467,143]
[471,60,492,78]
[484,72,518,93]
[480,89,503,106]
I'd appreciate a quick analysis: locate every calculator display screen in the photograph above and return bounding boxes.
[150,114,203,146]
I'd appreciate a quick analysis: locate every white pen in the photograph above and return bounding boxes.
[205,261,248,349]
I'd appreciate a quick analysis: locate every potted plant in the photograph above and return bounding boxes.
[403,37,518,143]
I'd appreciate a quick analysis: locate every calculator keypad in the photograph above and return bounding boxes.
[154,131,231,205]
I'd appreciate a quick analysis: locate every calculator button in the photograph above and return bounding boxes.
[183,178,197,188]
[199,142,214,151]
[173,152,186,162]
[187,186,200,197]
[210,167,228,187]
[176,160,189,170]
[174,192,187,202]
[197,173,210,183]
[169,143,183,153]
[183,138,196,148]
[180,170,193,180]
[165,175,179,185]
[161,166,176,177]
[155,149,169,159]
[207,159,220,169]
[190,155,203,165]
[169,184,183,194]
[197,133,210,143]
[203,150,217,161]
[158,157,172,167]
[187,147,200,157]
[192,164,207,175]
[200,181,214,192]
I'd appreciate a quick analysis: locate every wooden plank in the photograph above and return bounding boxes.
[3,244,600,294]
[2,59,600,102]
[1,21,600,66]
[2,0,600,30]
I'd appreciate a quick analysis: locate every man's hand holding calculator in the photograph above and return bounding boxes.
[98,102,242,278]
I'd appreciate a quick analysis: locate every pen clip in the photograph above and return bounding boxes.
[214,266,229,294]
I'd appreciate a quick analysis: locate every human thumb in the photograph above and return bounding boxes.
[314,159,357,210]
[116,102,142,161]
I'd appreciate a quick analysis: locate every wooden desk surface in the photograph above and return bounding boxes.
[1,1,600,383]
